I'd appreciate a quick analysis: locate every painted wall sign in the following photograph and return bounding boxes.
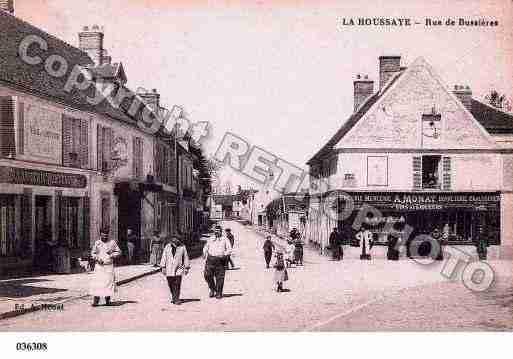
[333,191,500,211]
[0,166,87,188]
[24,104,62,163]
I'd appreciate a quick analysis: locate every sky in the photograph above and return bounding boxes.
[15,0,513,191]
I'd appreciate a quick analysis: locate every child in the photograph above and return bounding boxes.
[285,241,295,268]
[273,251,288,292]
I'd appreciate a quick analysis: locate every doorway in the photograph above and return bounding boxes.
[117,193,142,264]
[34,195,52,271]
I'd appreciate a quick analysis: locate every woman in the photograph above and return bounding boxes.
[149,230,164,266]
[90,228,121,307]
[160,236,190,305]
[273,251,288,292]
[263,235,275,268]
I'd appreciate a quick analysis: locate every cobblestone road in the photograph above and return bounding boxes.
[1,221,511,331]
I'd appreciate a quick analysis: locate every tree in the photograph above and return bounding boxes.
[485,90,512,112]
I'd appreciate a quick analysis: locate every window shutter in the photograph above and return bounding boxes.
[105,127,113,170]
[139,139,144,179]
[132,137,138,177]
[413,156,422,189]
[0,96,16,157]
[17,101,24,155]
[442,157,451,190]
[97,124,103,171]
[80,119,89,168]
[62,115,73,166]
[167,148,172,185]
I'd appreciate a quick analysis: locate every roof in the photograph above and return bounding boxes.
[0,12,160,133]
[470,99,513,134]
[306,71,404,165]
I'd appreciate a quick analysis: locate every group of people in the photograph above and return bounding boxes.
[261,227,304,293]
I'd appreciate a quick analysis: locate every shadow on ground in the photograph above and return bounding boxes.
[0,279,67,298]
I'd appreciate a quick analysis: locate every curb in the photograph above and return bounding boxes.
[0,267,161,321]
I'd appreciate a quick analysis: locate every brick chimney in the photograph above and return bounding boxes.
[0,0,14,14]
[453,85,473,112]
[379,56,401,91]
[78,25,104,66]
[353,74,374,112]
[138,89,160,113]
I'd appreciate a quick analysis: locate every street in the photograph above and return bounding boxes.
[1,220,512,331]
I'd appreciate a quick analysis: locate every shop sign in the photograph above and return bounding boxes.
[24,104,62,163]
[0,166,87,188]
[335,192,500,211]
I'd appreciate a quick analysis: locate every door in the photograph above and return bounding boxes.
[35,196,52,269]
[117,193,142,263]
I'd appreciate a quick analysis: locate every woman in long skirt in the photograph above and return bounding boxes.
[149,230,164,266]
[90,228,121,307]
[273,252,288,292]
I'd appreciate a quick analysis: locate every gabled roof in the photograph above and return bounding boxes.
[0,12,159,132]
[471,99,513,134]
[306,71,404,165]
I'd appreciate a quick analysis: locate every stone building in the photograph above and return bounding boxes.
[0,6,204,274]
[305,55,513,258]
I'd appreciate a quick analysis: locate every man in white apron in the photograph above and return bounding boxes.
[90,228,121,307]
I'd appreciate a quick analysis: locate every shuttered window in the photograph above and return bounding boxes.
[413,156,422,189]
[442,156,451,190]
[0,96,16,157]
[97,125,113,172]
[17,102,24,155]
[63,116,89,168]
[101,194,111,230]
[133,137,143,179]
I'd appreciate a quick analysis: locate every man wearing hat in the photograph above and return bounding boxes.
[90,228,121,307]
[160,235,190,305]
[203,224,232,299]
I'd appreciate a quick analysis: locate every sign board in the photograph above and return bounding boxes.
[0,166,87,188]
[24,104,62,163]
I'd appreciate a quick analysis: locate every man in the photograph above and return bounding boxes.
[203,225,232,299]
[126,228,137,264]
[90,228,121,307]
[263,235,275,268]
[329,227,339,260]
[357,226,373,260]
[225,228,236,269]
[160,235,190,305]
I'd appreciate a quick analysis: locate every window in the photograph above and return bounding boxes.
[422,156,441,189]
[133,137,143,179]
[101,194,111,230]
[63,116,89,168]
[97,125,112,172]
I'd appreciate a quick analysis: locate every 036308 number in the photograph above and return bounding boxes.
[16,342,48,351]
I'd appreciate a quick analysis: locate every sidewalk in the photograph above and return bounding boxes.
[0,264,160,320]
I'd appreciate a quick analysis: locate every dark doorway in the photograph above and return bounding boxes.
[34,196,52,271]
[117,193,142,264]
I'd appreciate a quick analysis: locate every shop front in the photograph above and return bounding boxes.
[333,191,501,254]
[0,164,90,275]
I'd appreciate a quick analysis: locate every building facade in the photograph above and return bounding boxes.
[305,56,513,258]
[0,7,206,274]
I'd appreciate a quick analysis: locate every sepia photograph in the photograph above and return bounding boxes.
[0,0,512,356]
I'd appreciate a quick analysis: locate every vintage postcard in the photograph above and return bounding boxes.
[0,0,512,356]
